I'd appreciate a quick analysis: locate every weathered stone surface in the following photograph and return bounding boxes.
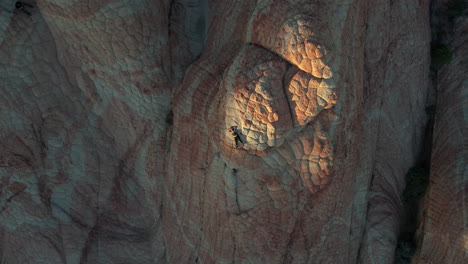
[1,0,460,263]
[413,14,468,264]
[166,0,431,263]
[0,1,170,263]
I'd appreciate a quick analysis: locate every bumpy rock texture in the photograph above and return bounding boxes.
[0,0,464,263]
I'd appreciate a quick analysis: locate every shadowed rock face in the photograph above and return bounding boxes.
[1,0,463,263]
[413,11,468,264]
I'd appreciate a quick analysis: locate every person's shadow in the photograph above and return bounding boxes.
[14,2,35,16]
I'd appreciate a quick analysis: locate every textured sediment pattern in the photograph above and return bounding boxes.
[414,16,468,264]
[166,0,431,263]
[0,0,436,263]
[221,44,336,194]
[0,1,171,263]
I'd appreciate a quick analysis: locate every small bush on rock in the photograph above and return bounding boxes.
[395,240,417,263]
[446,0,466,21]
[403,167,429,204]
[431,44,453,65]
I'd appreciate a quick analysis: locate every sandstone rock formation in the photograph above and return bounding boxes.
[413,3,468,263]
[0,0,464,263]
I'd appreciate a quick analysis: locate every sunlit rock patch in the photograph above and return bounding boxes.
[223,45,292,152]
[221,40,337,194]
[286,69,337,126]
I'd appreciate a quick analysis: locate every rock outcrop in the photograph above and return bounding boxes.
[0,1,170,263]
[166,1,430,263]
[1,0,463,263]
[413,7,468,263]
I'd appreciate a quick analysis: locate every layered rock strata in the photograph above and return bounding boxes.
[0,0,437,263]
[414,12,468,264]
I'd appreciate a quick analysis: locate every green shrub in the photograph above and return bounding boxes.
[447,0,466,20]
[431,44,453,65]
[403,167,429,203]
[395,240,416,263]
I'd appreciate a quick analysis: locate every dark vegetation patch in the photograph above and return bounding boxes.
[431,43,453,66]
[395,240,417,264]
[430,0,467,68]
[402,167,429,204]
[166,110,173,125]
[425,105,436,116]
[446,0,467,21]
[394,167,430,263]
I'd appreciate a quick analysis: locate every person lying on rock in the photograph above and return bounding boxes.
[229,126,243,148]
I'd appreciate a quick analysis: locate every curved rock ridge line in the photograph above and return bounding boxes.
[38,0,172,119]
[273,15,334,79]
[251,12,335,80]
[221,43,336,194]
[223,45,292,151]
[36,0,131,19]
[287,70,337,126]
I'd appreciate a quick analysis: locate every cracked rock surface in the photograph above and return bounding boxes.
[0,0,464,263]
